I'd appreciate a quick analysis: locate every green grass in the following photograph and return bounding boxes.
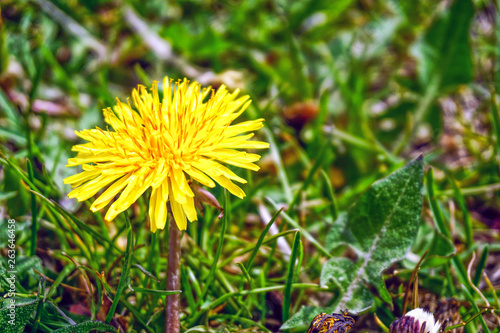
[1,0,500,332]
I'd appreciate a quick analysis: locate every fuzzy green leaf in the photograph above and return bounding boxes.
[283,156,424,329]
[280,305,335,331]
[52,320,117,333]
[336,156,423,311]
[0,297,38,333]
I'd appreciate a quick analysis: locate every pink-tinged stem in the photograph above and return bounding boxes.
[165,217,182,333]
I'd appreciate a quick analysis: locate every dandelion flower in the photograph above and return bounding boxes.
[64,78,269,231]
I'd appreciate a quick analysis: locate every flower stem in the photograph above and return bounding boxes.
[166,217,182,333]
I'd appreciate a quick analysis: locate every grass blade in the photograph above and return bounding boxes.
[472,246,489,286]
[105,213,134,323]
[266,197,332,258]
[245,208,283,272]
[218,229,299,268]
[490,87,500,161]
[282,231,301,328]
[237,262,254,289]
[288,141,329,213]
[198,189,229,305]
[31,190,123,254]
[426,168,451,238]
[209,283,320,310]
[320,170,338,221]
[27,159,38,257]
[446,173,473,248]
[264,127,293,203]
[130,287,181,295]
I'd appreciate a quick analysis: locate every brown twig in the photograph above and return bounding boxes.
[105,244,146,281]
[402,250,429,314]
[32,268,86,294]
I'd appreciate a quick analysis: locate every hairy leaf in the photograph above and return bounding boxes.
[283,156,424,329]
[0,297,38,333]
[52,321,118,333]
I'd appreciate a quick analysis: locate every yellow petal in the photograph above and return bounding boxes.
[149,189,158,233]
[174,168,194,197]
[149,182,169,232]
[171,198,187,230]
[218,140,269,150]
[183,196,198,222]
[91,173,133,212]
[211,174,245,199]
[170,168,194,204]
[185,167,215,188]
[202,149,261,164]
[105,168,153,221]
[66,153,119,167]
[149,183,164,233]
[64,76,269,233]
[223,119,265,138]
[193,159,247,184]
[64,169,102,187]
[68,173,122,201]
[221,160,260,172]
[151,158,168,188]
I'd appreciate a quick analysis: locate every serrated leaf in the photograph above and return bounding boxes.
[283,157,424,329]
[52,320,117,333]
[337,156,423,311]
[280,305,335,331]
[6,256,43,286]
[0,297,38,333]
[412,0,474,90]
[320,258,361,289]
[325,213,359,252]
[319,258,373,312]
[0,219,31,249]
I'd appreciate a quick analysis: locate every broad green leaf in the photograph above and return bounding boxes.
[283,156,424,329]
[337,156,423,311]
[5,256,44,287]
[280,305,335,331]
[0,219,31,249]
[0,297,38,333]
[412,0,474,90]
[0,256,43,290]
[325,213,358,252]
[52,320,117,333]
[320,258,373,310]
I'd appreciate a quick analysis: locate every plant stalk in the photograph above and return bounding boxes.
[165,217,182,333]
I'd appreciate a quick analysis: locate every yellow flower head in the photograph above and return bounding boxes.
[64,77,269,231]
